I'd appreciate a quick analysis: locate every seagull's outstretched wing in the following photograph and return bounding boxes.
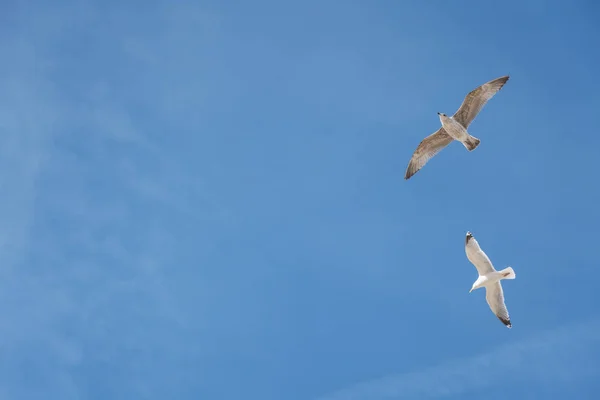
[465,232,496,276]
[452,75,509,128]
[404,128,454,180]
[485,281,512,328]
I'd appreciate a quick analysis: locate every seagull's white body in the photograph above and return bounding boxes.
[438,114,472,148]
[465,231,516,328]
[404,75,510,180]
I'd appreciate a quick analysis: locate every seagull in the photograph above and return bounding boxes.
[404,75,510,180]
[465,231,516,328]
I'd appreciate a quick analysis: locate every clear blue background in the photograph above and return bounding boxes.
[1,0,599,399]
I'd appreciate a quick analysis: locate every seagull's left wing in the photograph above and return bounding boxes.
[465,233,496,275]
[453,75,509,128]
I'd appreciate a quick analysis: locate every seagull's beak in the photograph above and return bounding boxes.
[437,112,440,115]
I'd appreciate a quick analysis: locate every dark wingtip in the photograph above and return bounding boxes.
[498,316,512,328]
[465,231,473,245]
[404,165,417,180]
[497,75,510,87]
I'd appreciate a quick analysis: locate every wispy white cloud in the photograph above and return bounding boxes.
[0,9,80,399]
[0,2,233,398]
[316,317,600,400]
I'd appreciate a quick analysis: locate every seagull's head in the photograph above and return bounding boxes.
[437,112,448,122]
[469,282,478,293]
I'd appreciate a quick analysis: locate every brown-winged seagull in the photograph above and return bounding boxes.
[404,75,509,180]
[465,231,516,328]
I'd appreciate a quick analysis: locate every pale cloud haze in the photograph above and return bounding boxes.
[0,1,598,399]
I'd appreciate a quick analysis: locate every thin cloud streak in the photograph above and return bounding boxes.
[316,317,600,400]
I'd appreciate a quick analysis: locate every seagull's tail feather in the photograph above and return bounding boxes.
[500,266,516,280]
[464,135,480,151]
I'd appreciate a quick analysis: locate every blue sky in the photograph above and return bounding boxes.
[1,0,599,399]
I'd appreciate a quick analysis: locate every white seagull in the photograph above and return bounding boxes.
[404,75,510,180]
[465,231,516,328]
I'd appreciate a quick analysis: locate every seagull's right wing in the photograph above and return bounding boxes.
[485,281,512,328]
[465,233,496,275]
[404,128,453,180]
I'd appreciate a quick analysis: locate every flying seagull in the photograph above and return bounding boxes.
[465,231,516,328]
[404,75,510,180]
